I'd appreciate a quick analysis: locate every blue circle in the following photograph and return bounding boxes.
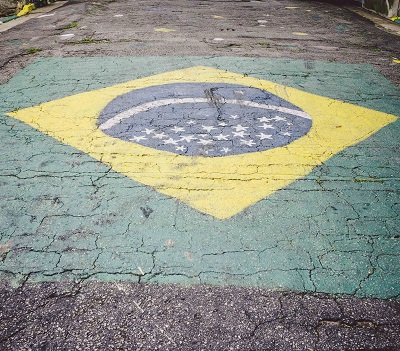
[98,83,312,157]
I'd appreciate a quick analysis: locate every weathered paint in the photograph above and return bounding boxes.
[7,66,397,219]
[154,28,176,32]
[1,57,399,299]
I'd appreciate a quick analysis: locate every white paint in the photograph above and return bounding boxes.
[213,38,225,41]
[114,14,124,17]
[60,33,75,38]
[37,13,55,18]
[99,98,312,131]
[256,133,273,140]
[133,300,144,313]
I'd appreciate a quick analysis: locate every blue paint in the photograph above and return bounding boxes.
[98,83,312,157]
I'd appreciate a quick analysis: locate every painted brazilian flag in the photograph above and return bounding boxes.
[0,57,399,299]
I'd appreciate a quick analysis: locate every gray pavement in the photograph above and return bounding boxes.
[1,0,400,85]
[1,0,400,350]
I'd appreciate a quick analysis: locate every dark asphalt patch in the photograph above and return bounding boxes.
[1,282,399,350]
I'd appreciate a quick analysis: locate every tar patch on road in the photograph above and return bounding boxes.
[1,282,399,350]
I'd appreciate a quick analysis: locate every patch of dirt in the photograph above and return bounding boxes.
[0,0,18,17]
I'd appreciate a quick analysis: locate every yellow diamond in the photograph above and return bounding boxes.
[7,66,397,219]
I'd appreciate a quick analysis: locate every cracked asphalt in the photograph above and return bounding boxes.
[0,0,400,350]
[1,282,400,350]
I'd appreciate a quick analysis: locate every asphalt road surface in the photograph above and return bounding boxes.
[0,0,399,350]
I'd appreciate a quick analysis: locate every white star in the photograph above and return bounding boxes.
[221,147,231,154]
[164,138,179,145]
[129,135,147,142]
[258,123,275,130]
[215,134,229,141]
[198,134,210,138]
[258,117,272,122]
[234,90,245,95]
[240,139,256,147]
[273,116,287,121]
[141,128,155,135]
[218,122,228,126]
[179,135,197,142]
[204,149,215,155]
[230,114,239,120]
[186,120,196,125]
[171,126,185,133]
[198,139,213,145]
[232,131,247,138]
[176,145,186,151]
[256,133,273,140]
[153,132,167,139]
[232,124,248,132]
[282,132,291,136]
[202,125,217,132]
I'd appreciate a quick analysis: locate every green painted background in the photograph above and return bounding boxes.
[0,57,399,299]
